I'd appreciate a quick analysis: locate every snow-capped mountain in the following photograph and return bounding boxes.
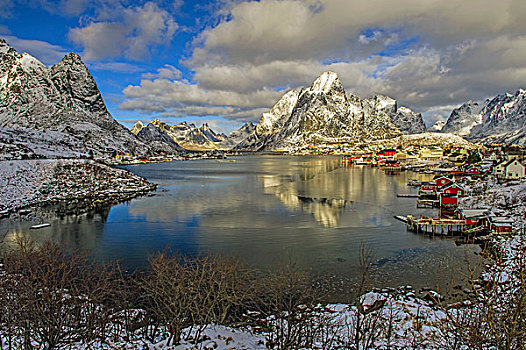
[131,119,254,151]
[469,89,526,144]
[135,123,185,154]
[237,71,426,151]
[0,38,150,158]
[228,122,255,144]
[427,120,446,132]
[441,101,483,136]
[441,89,526,144]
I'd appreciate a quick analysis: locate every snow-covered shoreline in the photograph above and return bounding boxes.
[0,159,156,215]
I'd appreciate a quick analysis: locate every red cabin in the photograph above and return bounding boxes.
[440,182,467,197]
[439,194,458,206]
[378,149,396,158]
[467,167,481,175]
[435,176,453,189]
[484,216,513,233]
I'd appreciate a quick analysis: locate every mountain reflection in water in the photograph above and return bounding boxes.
[1,155,480,296]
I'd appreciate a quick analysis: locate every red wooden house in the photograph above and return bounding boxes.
[483,216,513,233]
[377,149,397,158]
[467,166,481,175]
[435,176,453,189]
[439,193,458,206]
[440,182,467,197]
[456,208,490,226]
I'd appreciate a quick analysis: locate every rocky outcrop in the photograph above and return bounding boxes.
[228,122,255,144]
[427,120,445,132]
[130,119,256,151]
[469,89,526,144]
[0,38,150,158]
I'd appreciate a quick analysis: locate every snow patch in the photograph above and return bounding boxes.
[311,71,340,94]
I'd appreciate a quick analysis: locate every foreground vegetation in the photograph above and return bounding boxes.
[0,239,524,349]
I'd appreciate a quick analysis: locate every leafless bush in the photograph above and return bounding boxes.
[0,239,123,349]
[437,237,526,350]
[140,251,252,346]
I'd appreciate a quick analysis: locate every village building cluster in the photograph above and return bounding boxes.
[334,143,526,240]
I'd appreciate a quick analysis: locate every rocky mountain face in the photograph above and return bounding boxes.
[237,72,426,151]
[441,101,483,136]
[441,89,526,144]
[135,123,185,154]
[427,120,446,132]
[0,38,150,158]
[131,119,255,151]
[228,122,255,144]
[469,89,526,144]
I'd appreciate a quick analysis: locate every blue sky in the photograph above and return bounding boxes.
[2,0,526,134]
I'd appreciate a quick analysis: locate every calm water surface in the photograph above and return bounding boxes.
[1,155,479,296]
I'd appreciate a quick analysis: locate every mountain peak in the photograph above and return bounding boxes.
[0,38,19,56]
[130,121,145,135]
[311,71,342,94]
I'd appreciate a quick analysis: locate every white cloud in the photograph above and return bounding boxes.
[0,25,10,34]
[142,64,182,80]
[0,0,14,17]
[119,0,526,127]
[68,2,178,61]
[2,35,69,65]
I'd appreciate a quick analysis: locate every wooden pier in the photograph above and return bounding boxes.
[397,193,420,198]
[405,216,466,236]
[416,199,439,208]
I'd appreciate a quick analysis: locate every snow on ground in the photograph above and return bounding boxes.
[461,179,526,228]
[366,132,478,149]
[0,159,155,212]
[0,290,451,350]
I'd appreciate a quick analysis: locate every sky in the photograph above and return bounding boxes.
[1,0,526,134]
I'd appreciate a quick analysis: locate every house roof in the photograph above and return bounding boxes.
[489,216,514,223]
[459,209,491,218]
[503,158,525,169]
[433,175,453,181]
[442,182,467,191]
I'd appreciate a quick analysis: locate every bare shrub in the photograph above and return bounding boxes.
[437,236,526,350]
[0,239,121,349]
[140,251,252,346]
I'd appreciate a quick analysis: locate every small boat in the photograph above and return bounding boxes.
[30,223,51,229]
[19,209,32,215]
[394,215,408,223]
[407,179,421,186]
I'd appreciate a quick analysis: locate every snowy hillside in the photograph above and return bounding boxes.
[365,132,477,150]
[469,89,526,144]
[427,120,445,132]
[441,101,483,136]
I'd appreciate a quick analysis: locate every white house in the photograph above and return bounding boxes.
[496,158,526,180]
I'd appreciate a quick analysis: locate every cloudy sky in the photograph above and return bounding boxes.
[1,0,526,133]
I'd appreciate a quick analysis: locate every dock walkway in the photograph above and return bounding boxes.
[405,216,466,236]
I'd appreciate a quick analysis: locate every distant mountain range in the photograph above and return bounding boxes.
[2,35,525,160]
[236,71,426,151]
[439,89,526,145]
[0,38,150,159]
[130,119,255,151]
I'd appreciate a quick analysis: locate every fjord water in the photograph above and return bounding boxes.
[2,156,478,295]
